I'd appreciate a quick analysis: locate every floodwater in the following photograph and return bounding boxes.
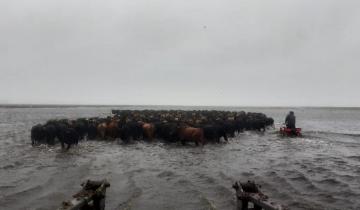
[0,106,360,210]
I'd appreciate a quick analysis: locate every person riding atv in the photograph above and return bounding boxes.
[285,111,297,135]
[285,111,296,129]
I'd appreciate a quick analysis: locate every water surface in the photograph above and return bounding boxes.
[0,106,359,210]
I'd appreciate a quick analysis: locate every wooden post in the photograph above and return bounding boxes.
[58,179,110,210]
[233,181,286,210]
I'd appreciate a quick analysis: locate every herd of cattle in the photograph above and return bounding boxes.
[31,110,274,149]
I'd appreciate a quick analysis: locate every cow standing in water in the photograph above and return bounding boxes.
[154,122,178,142]
[31,124,46,145]
[58,125,80,150]
[106,119,120,139]
[178,126,205,146]
[140,122,155,141]
[119,121,143,142]
[97,122,107,139]
[202,124,228,143]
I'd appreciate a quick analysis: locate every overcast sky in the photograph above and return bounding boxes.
[0,0,359,106]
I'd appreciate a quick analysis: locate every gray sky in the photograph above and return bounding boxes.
[1,0,359,106]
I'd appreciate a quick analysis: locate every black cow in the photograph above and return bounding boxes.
[119,121,143,142]
[31,123,57,145]
[72,118,88,140]
[154,122,178,142]
[87,121,98,140]
[58,127,80,150]
[221,121,237,137]
[43,123,57,145]
[31,124,46,145]
[202,124,228,143]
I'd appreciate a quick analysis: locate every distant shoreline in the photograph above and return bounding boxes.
[0,104,359,109]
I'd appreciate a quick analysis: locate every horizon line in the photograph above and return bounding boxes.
[0,103,359,109]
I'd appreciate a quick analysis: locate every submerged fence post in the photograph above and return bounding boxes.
[58,179,110,210]
[233,180,285,210]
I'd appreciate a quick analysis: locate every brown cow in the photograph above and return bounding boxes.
[97,122,107,139]
[106,119,119,139]
[178,126,205,146]
[139,122,155,141]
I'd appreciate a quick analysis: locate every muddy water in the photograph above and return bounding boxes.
[0,106,359,210]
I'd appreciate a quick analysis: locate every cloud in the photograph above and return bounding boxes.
[0,0,359,106]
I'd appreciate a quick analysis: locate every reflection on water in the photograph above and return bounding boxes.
[0,106,359,210]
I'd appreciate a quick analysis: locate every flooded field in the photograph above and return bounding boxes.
[0,106,359,210]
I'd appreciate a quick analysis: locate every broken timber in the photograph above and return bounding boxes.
[58,180,110,210]
[233,181,286,210]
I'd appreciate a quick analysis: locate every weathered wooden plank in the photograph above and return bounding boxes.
[58,179,110,210]
[233,181,286,210]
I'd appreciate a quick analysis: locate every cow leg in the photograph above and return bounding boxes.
[61,142,65,149]
[66,144,71,150]
[215,137,220,143]
[224,134,228,142]
[47,138,55,145]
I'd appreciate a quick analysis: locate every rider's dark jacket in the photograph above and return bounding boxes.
[285,114,296,129]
